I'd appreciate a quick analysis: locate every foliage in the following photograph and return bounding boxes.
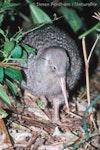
[0,26,36,105]
[25,0,52,24]
[0,0,20,26]
[0,86,11,106]
[60,6,82,32]
[0,0,36,106]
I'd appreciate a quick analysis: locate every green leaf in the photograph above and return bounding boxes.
[4,41,15,53]
[60,7,82,32]
[0,109,8,119]
[0,51,4,60]
[0,29,5,37]
[0,66,4,83]
[3,3,20,10]
[11,45,22,58]
[0,29,8,41]
[19,50,28,63]
[5,67,22,84]
[19,12,31,24]
[37,100,45,110]
[4,0,11,4]
[21,43,36,54]
[5,79,18,96]
[0,86,11,106]
[0,1,3,7]
[27,1,52,24]
[0,14,5,26]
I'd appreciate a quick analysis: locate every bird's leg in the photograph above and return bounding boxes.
[51,97,76,126]
[51,98,63,125]
[40,96,51,119]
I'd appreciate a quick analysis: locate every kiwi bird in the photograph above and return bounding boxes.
[20,24,82,125]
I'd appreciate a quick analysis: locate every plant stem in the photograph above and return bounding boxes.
[79,22,100,39]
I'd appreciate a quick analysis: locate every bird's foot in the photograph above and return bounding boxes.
[51,116,71,126]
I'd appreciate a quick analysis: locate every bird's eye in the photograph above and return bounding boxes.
[51,65,57,72]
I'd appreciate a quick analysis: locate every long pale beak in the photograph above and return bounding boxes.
[59,76,70,112]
